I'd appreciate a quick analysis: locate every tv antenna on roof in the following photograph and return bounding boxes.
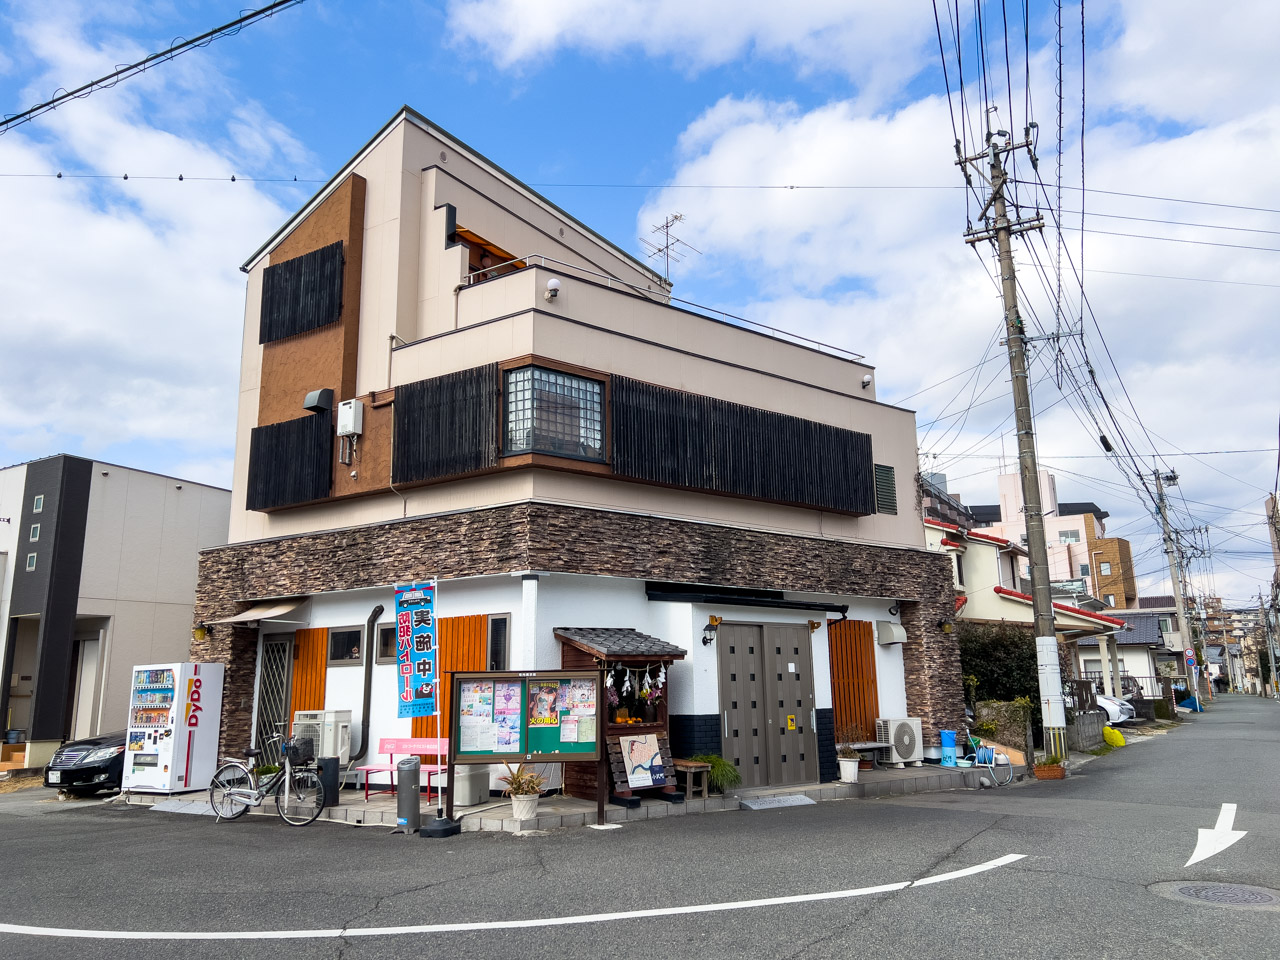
[639,212,701,282]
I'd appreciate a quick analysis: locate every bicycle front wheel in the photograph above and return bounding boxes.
[276,767,326,826]
[209,763,252,820]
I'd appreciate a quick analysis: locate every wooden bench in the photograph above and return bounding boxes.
[672,759,711,799]
[354,737,448,803]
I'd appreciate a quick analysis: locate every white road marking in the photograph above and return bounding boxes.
[1185,802,1247,867]
[910,853,1026,885]
[0,854,1025,941]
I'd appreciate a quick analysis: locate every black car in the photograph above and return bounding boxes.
[44,731,126,795]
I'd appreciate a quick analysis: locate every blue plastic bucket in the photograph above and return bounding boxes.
[941,746,957,766]
[939,729,957,747]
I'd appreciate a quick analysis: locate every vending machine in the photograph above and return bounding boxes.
[122,662,224,794]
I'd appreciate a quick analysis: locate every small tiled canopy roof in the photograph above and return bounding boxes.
[554,627,687,662]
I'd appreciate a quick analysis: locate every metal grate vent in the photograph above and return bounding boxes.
[874,463,897,515]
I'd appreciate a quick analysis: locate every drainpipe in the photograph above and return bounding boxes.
[348,603,384,764]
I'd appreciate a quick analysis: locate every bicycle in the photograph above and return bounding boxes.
[208,733,328,826]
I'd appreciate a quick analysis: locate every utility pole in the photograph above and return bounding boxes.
[959,128,1066,761]
[1155,469,1197,702]
[1262,592,1278,699]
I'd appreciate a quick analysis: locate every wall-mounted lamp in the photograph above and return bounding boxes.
[701,615,723,646]
[191,623,208,643]
[937,620,954,634]
[887,602,900,617]
[861,374,873,389]
[807,619,822,634]
[544,277,561,301]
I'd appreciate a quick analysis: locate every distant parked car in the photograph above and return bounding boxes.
[1095,695,1136,725]
[44,731,126,795]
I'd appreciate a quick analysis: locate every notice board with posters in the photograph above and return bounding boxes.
[395,580,437,719]
[448,670,604,763]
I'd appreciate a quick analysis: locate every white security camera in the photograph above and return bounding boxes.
[544,278,561,301]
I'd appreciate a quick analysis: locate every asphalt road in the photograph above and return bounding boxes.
[3,695,1279,959]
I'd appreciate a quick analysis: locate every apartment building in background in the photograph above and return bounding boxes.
[1,455,230,769]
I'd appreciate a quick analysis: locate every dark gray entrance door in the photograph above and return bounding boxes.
[718,622,818,787]
[718,624,768,787]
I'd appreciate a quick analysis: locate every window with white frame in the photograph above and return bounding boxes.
[26,553,37,572]
[1103,594,1115,607]
[1158,616,1172,634]
[32,494,44,514]
[1060,529,1081,543]
[29,523,40,542]
[1100,561,1112,576]
[487,615,510,671]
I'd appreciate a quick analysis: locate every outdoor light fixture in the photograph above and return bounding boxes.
[938,620,954,634]
[861,374,872,389]
[807,619,822,634]
[191,622,208,643]
[701,615,723,646]
[544,277,561,301]
[887,602,900,617]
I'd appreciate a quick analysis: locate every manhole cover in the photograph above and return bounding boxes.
[1150,882,1280,911]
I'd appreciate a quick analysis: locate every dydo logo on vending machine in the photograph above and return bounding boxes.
[184,669,204,728]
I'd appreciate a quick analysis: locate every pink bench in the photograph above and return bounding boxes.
[354,737,448,803]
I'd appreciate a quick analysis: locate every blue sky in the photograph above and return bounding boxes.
[2,0,1278,604]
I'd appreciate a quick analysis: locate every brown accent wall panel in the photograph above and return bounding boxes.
[288,628,328,727]
[411,615,487,748]
[828,619,879,740]
[259,173,366,429]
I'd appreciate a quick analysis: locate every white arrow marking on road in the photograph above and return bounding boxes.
[1185,802,1247,867]
[0,854,1025,941]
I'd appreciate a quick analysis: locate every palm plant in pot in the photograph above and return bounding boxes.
[499,762,548,820]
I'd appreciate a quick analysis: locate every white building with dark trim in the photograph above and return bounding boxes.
[1,455,229,770]
[192,106,963,792]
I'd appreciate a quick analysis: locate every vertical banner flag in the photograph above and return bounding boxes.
[395,579,437,719]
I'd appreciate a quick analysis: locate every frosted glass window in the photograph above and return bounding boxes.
[505,366,604,461]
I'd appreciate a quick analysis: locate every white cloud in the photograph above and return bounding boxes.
[0,7,316,480]
[445,0,934,102]
[641,56,1280,602]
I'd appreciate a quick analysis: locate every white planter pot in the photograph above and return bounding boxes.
[837,758,860,783]
[510,794,540,820]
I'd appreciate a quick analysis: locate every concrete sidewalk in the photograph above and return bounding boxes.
[118,761,1018,832]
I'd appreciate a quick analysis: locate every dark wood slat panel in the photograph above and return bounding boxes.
[246,410,332,510]
[260,240,345,344]
[393,365,499,484]
[610,377,875,514]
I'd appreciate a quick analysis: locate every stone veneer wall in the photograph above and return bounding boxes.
[194,502,962,752]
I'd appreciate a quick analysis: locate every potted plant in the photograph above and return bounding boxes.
[1033,754,1065,780]
[499,762,548,820]
[836,744,860,783]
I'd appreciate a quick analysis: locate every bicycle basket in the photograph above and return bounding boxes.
[285,736,314,765]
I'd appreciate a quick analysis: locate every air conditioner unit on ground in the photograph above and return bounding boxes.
[876,717,924,767]
[293,709,352,763]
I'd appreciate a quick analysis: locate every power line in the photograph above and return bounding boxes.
[1011,179,1280,217]
[1062,225,1280,255]
[0,172,321,183]
[1,1,307,135]
[940,447,1279,460]
[1085,268,1280,290]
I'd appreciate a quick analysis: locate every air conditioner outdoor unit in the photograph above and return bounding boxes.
[876,717,924,766]
[293,709,352,764]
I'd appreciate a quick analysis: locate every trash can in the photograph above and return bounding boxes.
[940,729,957,767]
[396,757,421,834]
[317,757,340,808]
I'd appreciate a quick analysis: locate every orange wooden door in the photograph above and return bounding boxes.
[288,627,328,729]
[827,619,879,740]
[411,615,488,758]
